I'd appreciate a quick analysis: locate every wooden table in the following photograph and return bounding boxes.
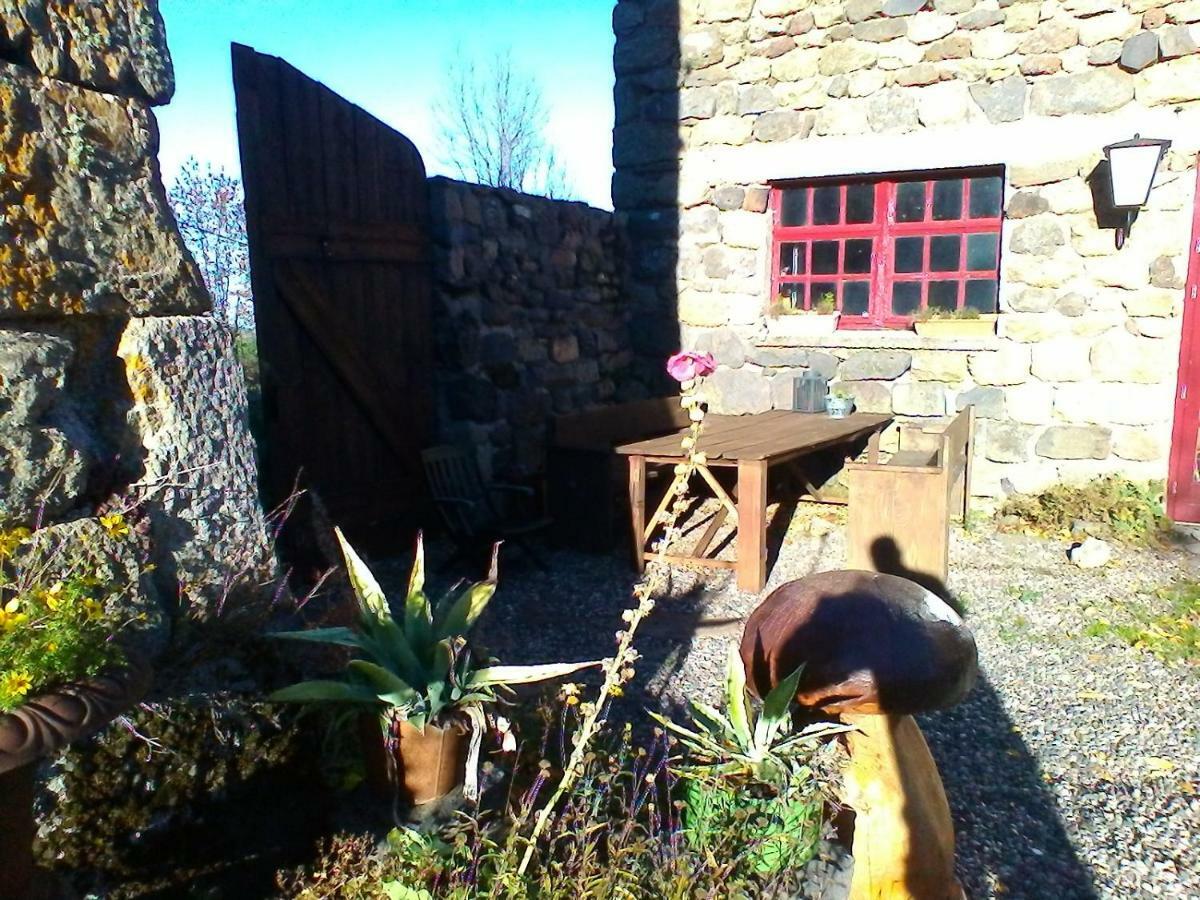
[616,411,893,592]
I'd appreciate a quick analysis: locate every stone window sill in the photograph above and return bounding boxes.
[758,329,1002,352]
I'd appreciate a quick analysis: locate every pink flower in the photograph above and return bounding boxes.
[666,351,716,383]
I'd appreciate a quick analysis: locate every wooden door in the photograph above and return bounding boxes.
[232,44,433,553]
[1167,163,1200,522]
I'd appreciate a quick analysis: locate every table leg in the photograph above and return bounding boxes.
[736,459,768,592]
[628,455,646,573]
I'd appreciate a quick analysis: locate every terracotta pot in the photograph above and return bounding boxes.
[0,660,151,899]
[360,711,468,806]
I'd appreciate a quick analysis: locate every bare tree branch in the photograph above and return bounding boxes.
[433,49,574,199]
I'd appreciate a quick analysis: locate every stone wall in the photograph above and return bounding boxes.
[612,0,1200,499]
[1,1,274,636]
[428,177,641,480]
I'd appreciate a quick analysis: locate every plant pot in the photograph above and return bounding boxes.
[681,776,821,874]
[0,660,150,899]
[826,396,855,418]
[913,315,997,338]
[768,313,840,339]
[361,711,469,806]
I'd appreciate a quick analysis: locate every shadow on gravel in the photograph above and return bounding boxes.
[921,678,1099,900]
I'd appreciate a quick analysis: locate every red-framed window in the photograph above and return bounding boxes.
[770,167,1005,329]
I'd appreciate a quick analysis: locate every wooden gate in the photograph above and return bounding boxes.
[1168,161,1200,522]
[232,44,433,554]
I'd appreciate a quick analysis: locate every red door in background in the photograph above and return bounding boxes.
[1167,163,1200,522]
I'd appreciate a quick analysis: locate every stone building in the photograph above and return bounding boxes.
[612,0,1200,508]
[1,2,275,640]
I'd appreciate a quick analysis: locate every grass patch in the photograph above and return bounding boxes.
[1084,580,1200,666]
[998,476,1170,547]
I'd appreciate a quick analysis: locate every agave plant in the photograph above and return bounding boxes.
[649,646,847,789]
[270,529,599,731]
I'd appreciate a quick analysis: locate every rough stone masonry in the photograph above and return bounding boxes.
[0,1,274,641]
[612,0,1200,500]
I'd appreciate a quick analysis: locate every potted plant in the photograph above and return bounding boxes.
[912,306,997,338]
[650,647,848,874]
[826,385,855,419]
[271,530,599,806]
[768,292,840,339]
[0,517,150,899]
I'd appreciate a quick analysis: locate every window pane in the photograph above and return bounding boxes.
[778,283,803,309]
[969,176,1002,218]
[965,278,998,312]
[845,238,872,274]
[932,179,964,220]
[813,185,841,225]
[812,240,839,274]
[781,188,808,226]
[966,233,998,271]
[810,283,838,309]
[895,236,924,273]
[896,182,926,222]
[779,241,807,275]
[930,235,962,272]
[929,280,960,312]
[843,282,870,316]
[846,184,875,223]
[891,282,922,316]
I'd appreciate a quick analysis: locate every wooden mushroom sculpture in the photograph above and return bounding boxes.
[740,570,977,900]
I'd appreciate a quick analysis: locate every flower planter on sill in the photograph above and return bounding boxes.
[767,313,840,339]
[912,315,997,339]
[0,660,150,899]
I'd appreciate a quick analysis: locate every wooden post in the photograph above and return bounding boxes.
[628,455,647,573]
[736,459,768,592]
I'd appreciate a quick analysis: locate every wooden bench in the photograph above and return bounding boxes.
[549,398,689,551]
[845,407,975,591]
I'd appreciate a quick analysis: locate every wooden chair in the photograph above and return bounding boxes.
[421,445,552,569]
[845,407,975,594]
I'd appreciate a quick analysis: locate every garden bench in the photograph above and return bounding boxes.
[549,398,689,551]
[845,406,975,592]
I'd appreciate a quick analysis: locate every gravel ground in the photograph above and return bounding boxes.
[463,501,1200,900]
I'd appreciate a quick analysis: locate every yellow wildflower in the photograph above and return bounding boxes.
[2,671,33,698]
[0,527,31,560]
[41,581,64,611]
[610,685,624,698]
[99,513,130,539]
[0,598,28,631]
[82,598,104,621]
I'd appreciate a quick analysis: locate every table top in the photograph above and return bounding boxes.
[615,410,892,462]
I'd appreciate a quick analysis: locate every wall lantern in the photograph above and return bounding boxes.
[1103,134,1171,248]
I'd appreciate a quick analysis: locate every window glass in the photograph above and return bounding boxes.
[896,182,926,222]
[843,282,870,316]
[965,279,998,312]
[969,176,1002,218]
[928,280,959,311]
[930,235,962,272]
[779,242,806,275]
[778,283,802,308]
[891,282,922,316]
[845,239,873,274]
[781,188,808,226]
[846,184,875,223]
[813,186,841,225]
[812,240,839,274]
[966,233,998,271]
[932,179,964,220]
[895,237,924,273]
[810,282,838,308]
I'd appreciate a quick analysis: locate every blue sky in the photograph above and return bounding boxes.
[156,0,617,208]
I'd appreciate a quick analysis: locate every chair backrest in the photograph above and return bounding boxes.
[553,397,690,451]
[421,445,494,539]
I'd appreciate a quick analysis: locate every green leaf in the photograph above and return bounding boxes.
[269,626,365,649]
[347,660,418,709]
[755,663,804,750]
[724,646,752,748]
[647,711,728,757]
[382,881,434,900]
[436,579,496,640]
[370,619,425,687]
[335,528,390,622]
[687,699,736,742]
[269,680,381,705]
[403,534,434,647]
[468,659,601,688]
